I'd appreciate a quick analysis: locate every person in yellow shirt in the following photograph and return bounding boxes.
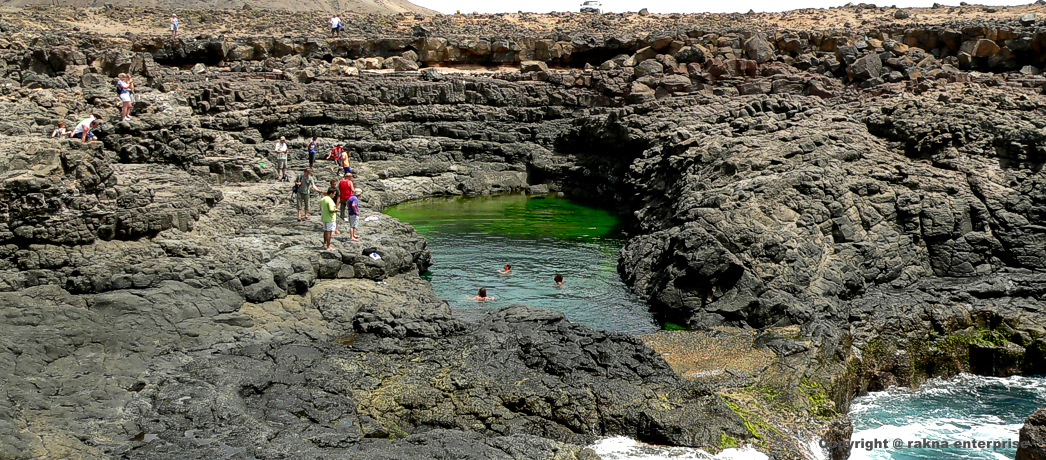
[320,188,338,251]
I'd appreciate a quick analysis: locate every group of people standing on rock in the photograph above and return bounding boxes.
[278,137,361,251]
[48,72,136,143]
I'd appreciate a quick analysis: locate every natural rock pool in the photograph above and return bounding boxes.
[386,193,660,334]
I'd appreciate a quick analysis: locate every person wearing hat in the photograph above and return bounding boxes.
[274,136,289,181]
[170,14,179,38]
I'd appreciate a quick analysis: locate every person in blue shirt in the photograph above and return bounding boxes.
[170,14,179,38]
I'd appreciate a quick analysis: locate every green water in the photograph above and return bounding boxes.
[386,193,659,334]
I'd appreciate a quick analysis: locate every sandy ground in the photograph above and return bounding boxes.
[640,327,781,386]
[3,3,1043,39]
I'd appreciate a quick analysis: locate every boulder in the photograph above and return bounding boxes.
[627,80,655,103]
[894,9,910,19]
[744,35,775,63]
[847,53,883,81]
[674,45,707,63]
[659,74,692,92]
[638,7,649,15]
[385,56,419,71]
[960,39,1001,57]
[1017,408,1046,460]
[1021,13,1037,25]
[520,60,548,73]
[634,59,664,77]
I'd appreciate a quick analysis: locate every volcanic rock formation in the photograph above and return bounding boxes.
[1,4,1046,459]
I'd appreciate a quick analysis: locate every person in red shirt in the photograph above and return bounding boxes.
[338,173,355,221]
[326,144,344,173]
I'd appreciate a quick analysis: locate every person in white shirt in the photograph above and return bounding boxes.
[330,14,343,38]
[274,136,289,181]
[71,114,101,143]
[117,73,134,121]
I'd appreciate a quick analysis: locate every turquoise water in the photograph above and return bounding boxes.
[848,374,1046,460]
[385,194,659,334]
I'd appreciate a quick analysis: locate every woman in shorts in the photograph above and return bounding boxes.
[117,74,134,121]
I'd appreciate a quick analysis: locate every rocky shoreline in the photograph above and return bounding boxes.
[1,4,1046,459]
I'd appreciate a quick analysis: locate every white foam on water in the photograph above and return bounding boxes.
[848,373,1046,460]
[587,436,769,460]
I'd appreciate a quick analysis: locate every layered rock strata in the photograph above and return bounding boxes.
[1,5,1046,459]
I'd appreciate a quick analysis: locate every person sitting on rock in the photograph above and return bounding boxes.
[320,187,338,251]
[498,263,512,274]
[330,14,343,38]
[294,168,324,221]
[117,73,134,121]
[274,136,289,182]
[170,14,179,38]
[71,115,101,143]
[50,121,67,138]
[474,287,494,300]
[554,273,564,285]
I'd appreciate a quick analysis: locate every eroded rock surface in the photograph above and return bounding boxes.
[2,5,1046,459]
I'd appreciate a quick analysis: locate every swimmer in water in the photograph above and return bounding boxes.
[498,263,512,274]
[554,273,564,285]
[474,287,494,300]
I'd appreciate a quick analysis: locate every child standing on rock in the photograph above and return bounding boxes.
[347,188,360,241]
[170,14,179,38]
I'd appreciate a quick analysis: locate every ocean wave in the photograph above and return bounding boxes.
[587,436,770,460]
[848,373,1046,460]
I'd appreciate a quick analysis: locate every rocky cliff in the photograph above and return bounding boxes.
[2,4,1046,459]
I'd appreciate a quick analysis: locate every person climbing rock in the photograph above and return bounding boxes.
[326,144,344,174]
[50,121,67,138]
[320,187,338,251]
[71,114,100,143]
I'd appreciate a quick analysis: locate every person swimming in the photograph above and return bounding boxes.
[498,263,512,274]
[474,287,494,300]
[554,273,564,285]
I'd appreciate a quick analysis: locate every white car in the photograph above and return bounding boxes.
[580,0,602,13]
